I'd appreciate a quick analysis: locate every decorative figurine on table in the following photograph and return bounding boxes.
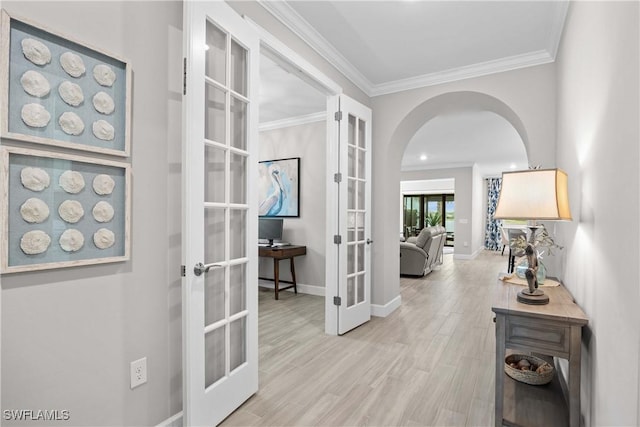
[514,242,549,304]
[524,243,539,294]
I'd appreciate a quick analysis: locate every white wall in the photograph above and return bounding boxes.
[1,2,183,425]
[259,121,326,290]
[400,178,454,195]
[556,2,639,425]
[471,164,485,255]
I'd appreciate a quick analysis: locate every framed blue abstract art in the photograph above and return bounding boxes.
[258,157,300,217]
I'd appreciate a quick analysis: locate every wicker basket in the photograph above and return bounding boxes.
[504,354,554,385]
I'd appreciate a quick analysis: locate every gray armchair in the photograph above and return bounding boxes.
[400,226,446,276]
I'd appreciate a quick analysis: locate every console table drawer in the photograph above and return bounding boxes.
[506,317,570,356]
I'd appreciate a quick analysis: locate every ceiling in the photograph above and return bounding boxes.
[259,53,326,125]
[401,111,528,174]
[258,1,568,174]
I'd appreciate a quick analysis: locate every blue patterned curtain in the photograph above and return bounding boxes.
[484,178,503,250]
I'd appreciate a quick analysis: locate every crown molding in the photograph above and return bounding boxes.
[257,0,374,94]
[370,50,554,97]
[259,111,326,132]
[259,1,565,98]
[547,0,570,60]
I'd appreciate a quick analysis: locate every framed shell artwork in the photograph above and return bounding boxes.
[1,146,131,273]
[0,9,131,157]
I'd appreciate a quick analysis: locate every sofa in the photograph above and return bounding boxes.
[400,225,446,276]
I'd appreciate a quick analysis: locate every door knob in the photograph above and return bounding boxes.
[193,262,222,276]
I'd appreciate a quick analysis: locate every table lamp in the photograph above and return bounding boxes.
[494,168,572,305]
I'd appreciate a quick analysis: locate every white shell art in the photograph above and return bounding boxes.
[58,81,84,106]
[58,200,84,224]
[58,112,85,136]
[20,167,50,192]
[92,201,114,223]
[92,91,115,115]
[59,170,85,194]
[21,38,51,66]
[92,120,115,141]
[60,52,85,77]
[20,70,51,98]
[93,228,115,249]
[93,64,116,87]
[92,174,115,195]
[21,103,51,128]
[20,198,50,224]
[59,229,85,252]
[20,230,51,255]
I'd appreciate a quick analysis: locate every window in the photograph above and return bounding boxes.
[403,196,420,235]
[403,194,454,246]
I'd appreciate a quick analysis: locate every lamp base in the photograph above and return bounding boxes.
[517,289,550,305]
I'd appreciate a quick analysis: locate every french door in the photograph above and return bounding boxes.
[182,2,259,426]
[330,95,372,335]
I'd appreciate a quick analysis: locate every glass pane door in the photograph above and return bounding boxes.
[445,195,455,246]
[182,2,258,424]
[337,95,371,335]
[425,195,442,227]
[202,18,250,390]
[403,196,420,236]
[346,114,367,306]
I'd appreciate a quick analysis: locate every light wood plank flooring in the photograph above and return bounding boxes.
[221,250,508,426]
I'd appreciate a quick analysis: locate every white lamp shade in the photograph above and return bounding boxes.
[494,169,572,221]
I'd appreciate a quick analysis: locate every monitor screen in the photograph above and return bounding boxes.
[259,218,283,245]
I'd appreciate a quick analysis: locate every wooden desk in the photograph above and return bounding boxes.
[492,280,588,427]
[258,245,306,300]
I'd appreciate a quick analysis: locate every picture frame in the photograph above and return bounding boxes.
[258,157,300,218]
[1,146,131,273]
[0,9,131,157]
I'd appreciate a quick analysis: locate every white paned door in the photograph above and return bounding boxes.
[182,2,259,425]
[334,95,372,335]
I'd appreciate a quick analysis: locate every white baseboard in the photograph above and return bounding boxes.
[258,280,325,296]
[371,294,402,317]
[156,412,182,427]
[453,247,483,260]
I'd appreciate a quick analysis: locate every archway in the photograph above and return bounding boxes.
[389,91,531,165]
[369,91,534,310]
[396,92,530,256]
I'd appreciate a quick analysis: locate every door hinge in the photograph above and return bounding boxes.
[333,296,342,306]
[333,235,342,244]
[334,111,342,121]
[183,57,187,95]
[334,172,342,183]
[180,265,186,277]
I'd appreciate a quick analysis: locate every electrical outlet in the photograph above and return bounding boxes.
[130,357,147,389]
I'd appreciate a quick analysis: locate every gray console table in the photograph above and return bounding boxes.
[492,280,588,427]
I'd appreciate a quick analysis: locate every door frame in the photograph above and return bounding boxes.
[244,18,344,335]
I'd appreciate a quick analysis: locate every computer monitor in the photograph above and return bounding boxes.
[258,218,283,246]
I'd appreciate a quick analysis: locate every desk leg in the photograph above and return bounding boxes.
[290,258,298,294]
[569,325,582,427]
[273,258,280,300]
[494,314,505,427]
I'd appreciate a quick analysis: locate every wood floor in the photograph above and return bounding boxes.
[221,250,508,426]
